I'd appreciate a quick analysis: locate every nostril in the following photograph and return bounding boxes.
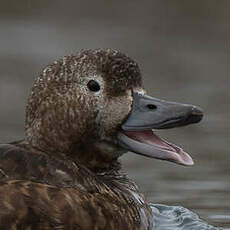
[147,104,157,110]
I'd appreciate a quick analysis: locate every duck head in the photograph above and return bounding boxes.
[25,49,203,170]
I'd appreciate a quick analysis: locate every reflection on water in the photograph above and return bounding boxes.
[150,204,225,230]
[0,1,230,229]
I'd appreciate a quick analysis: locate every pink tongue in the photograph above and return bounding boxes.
[120,129,194,166]
[123,130,177,152]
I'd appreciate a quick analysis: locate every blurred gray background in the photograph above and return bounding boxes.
[0,0,229,227]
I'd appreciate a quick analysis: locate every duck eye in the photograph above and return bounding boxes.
[87,80,101,92]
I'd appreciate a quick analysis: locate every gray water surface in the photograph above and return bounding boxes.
[150,204,225,230]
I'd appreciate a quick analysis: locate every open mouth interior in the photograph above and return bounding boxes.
[120,130,194,166]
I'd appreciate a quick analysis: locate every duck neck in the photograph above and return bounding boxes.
[69,148,122,174]
[25,134,124,174]
[64,139,125,173]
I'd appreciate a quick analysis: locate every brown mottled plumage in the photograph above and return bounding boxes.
[0,49,153,229]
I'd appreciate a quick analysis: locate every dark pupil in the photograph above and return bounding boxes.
[87,80,100,92]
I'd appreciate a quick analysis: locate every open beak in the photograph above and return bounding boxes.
[117,91,203,166]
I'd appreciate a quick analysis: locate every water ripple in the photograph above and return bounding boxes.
[150,204,227,230]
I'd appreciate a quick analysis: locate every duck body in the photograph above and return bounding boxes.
[0,49,203,229]
[0,142,152,229]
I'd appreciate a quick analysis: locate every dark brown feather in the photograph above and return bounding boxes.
[0,143,152,230]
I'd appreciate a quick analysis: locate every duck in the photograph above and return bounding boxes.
[0,49,203,230]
